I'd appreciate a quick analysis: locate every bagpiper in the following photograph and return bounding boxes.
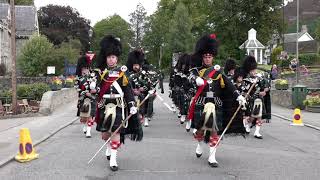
[223,58,237,81]
[75,54,97,138]
[142,63,163,126]
[126,49,149,127]
[94,35,143,171]
[171,54,194,127]
[241,56,266,139]
[188,34,246,167]
[221,59,246,134]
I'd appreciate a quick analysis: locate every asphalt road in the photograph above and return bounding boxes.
[1,85,320,180]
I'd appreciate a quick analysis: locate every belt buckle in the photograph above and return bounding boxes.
[206,92,214,98]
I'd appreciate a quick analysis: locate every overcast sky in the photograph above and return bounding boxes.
[34,0,160,25]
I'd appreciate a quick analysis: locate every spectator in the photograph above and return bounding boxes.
[289,58,297,71]
[270,64,278,80]
[300,65,309,76]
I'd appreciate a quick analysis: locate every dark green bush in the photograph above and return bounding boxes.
[0,83,50,102]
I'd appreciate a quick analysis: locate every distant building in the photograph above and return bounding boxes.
[265,25,317,63]
[239,28,266,64]
[0,2,39,73]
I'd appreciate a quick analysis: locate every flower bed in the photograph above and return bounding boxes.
[275,79,289,90]
[303,92,320,113]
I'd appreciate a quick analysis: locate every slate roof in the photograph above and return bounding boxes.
[15,5,37,36]
[0,3,9,20]
[284,32,304,43]
[239,39,265,49]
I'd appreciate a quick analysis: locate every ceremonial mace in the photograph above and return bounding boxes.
[87,91,153,164]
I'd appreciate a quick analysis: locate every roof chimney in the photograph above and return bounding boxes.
[301,25,308,33]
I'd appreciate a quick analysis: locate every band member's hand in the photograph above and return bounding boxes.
[139,87,144,92]
[133,89,140,95]
[259,91,266,97]
[90,89,97,93]
[90,82,96,90]
[196,77,204,86]
[148,89,155,95]
[101,132,110,141]
[85,92,91,97]
[250,78,258,84]
[236,95,247,108]
[130,107,138,115]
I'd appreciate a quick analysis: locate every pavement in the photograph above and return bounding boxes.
[271,104,320,130]
[0,100,79,167]
[0,84,320,179]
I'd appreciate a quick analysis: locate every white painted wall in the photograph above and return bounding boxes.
[248,28,257,40]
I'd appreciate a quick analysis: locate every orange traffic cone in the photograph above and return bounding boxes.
[290,108,304,126]
[15,128,39,162]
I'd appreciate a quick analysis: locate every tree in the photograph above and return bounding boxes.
[315,18,320,54]
[38,5,91,51]
[93,15,134,62]
[18,35,55,76]
[168,2,193,53]
[18,35,80,76]
[55,39,82,65]
[130,3,147,49]
[15,0,33,5]
[271,46,283,66]
[208,0,284,61]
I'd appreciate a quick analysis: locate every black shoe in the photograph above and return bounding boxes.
[208,162,219,168]
[186,128,190,132]
[196,153,202,158]
[180,121,184,124]
[107,156,110,160]
[254,135,263,139]
[110,166,118,171]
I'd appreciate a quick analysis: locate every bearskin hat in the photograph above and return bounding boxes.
[233,67,245,82]
[100,35,122,57]
[76,56,91,76]
[195,34,218,56]
[190,54,202,68]
[175,53,191,73]
[96,35,122,69]
[242,55,257,74]
[126,50,145,72]
[224,58,237,74]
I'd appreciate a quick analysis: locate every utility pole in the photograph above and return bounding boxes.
[296,0,300,84]
[10,0,17,114]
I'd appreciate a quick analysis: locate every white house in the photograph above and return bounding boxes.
[265,25,316,62]
[283,25,314,43]
[239,28,266,64]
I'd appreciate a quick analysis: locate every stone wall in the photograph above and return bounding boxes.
[285,73,320,88]
[271,90,292,108]
[39,88,77,115]
[0,76,49,90]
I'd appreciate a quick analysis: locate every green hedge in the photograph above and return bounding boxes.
[280,53,320,68]
[0,83,50,103]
